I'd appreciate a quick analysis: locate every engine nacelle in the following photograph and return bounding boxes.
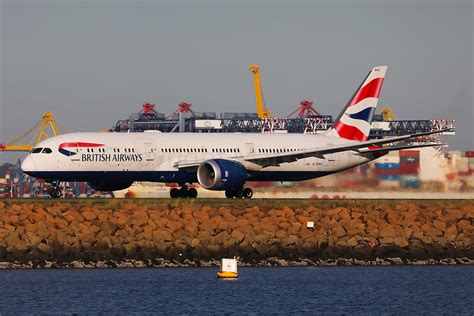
[87,180,133,191]
[197,159,247,190]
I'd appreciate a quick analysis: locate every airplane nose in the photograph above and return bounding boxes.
[21,156,36,173]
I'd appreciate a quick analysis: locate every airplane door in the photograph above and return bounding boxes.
[144,142,154,164]
[245,143,255,155]
[69,146,81,169]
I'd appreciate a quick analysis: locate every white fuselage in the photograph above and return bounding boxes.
[21,132,377,184]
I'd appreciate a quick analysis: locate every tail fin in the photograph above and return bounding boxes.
[328,65,388,141]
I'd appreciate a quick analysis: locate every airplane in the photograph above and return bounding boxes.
[21,65,449,199]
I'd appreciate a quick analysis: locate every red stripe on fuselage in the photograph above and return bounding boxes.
[349,77,384,106]
[59,142,104,148]
[334,122,368,142]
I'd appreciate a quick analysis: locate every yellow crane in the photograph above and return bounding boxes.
[0,112,70,152]
[381,107,394,121]
[249,64,272,118]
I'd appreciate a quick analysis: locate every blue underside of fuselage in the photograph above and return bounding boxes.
[25,170,333,183]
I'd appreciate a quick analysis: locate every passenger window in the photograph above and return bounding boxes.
[42,148,52,154]
[32,148,43,154]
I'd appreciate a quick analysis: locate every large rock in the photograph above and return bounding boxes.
[444,225,458,242]
[433,219,446,232]
[379,225,397,238]
[231,229,245,242]
[394,237,409,248]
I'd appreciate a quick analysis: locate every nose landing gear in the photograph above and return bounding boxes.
[170,183,198,199]
[225,187,253,199]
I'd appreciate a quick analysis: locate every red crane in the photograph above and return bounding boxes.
[140,102,158,114]
[287,100,321,118]
[166,102,193,119]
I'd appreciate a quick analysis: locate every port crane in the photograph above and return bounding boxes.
[381,107,394,121]
[166,102,193,120]
[286,100,322,118]
[0,112,70,152]
[249,64,272,119]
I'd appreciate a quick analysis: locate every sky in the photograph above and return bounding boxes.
[0,0,472,163]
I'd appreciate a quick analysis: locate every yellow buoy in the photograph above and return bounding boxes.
[217,258,238,278]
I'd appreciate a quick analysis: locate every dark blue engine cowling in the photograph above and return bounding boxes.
[196,159,248,190]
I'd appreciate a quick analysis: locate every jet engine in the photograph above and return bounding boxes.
[87,180,133,191]
[196,159,248,190]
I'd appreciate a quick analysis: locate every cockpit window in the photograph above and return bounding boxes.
[31,148,43,153]
[42,148,52,154]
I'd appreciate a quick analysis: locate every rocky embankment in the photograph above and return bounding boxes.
[0,200,472,268]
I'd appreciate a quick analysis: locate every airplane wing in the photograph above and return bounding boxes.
[358,142,445,154]
[244,128,451,167]
[173,128,451,169]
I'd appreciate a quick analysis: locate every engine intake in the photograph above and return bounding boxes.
[87,180,133,192]
[197,159,247,190]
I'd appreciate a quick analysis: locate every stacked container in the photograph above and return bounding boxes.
[373,156,400,188]
[464,151,474,175]
[400,150,420,188]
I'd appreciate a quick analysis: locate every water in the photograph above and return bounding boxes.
[0,266,472,314]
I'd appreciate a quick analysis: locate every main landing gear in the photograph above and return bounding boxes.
[170,183,198,199]
[47,180,63,198]
[225,187,253,199]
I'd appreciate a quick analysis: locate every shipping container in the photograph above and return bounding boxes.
[464,151,474,158]
[192,112,217,119]
[399,163,419,175]
[400,156,420,164]
[400,175,420,188]
[220,112,258,119]
[379,174,400,181]
[399,150,420,157]
[373,168,399,175]
[374,155,400,164]
[375,162,400,169]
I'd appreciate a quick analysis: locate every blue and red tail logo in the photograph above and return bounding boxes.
[58,142,105,156]
[331,66,387,142]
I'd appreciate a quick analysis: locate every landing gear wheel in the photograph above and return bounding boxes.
[179,188,188,198]
[243,188,253,199]
[170,188,180,198]
[235,189,244,199]
[49,187,62,199]
[188,188,198,198]
[225,189,235,199]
